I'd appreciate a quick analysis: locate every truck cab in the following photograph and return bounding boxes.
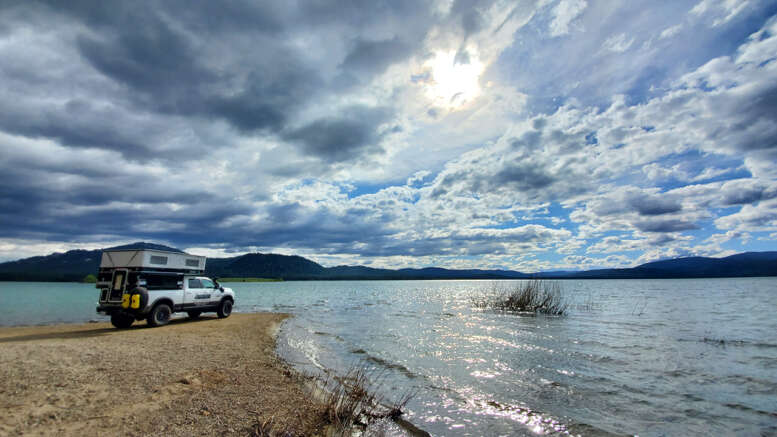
[95,249,235,329]
[183,276,229,310]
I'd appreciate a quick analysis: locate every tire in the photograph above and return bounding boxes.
[147,303,172,327]
[110,312,134,329]
[187,310,201,319]
[217,299,232,319]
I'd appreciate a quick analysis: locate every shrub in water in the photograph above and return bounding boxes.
[472,280,568,316]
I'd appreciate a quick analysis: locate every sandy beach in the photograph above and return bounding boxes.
[0,313,325,436]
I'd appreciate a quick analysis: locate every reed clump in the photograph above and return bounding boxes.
[472,280,568,316]
[318,366,415,435]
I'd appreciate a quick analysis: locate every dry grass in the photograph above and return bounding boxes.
[472,280,568,315]
[317,365,416,436]
[249,416,299,437]
[322,366,380,433]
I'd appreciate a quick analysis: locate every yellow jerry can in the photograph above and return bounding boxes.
[121,294,130,308]
[130,294,141,309]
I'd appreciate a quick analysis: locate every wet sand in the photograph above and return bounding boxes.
[0,313,325,436]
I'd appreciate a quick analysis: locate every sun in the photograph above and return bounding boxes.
[424,50,485,110]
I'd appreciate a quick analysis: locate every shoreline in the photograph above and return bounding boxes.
[0,313,326,436]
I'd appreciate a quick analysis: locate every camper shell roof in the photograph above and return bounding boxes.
[99,249,206,274]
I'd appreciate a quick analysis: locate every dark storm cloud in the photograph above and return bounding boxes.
[0,131,249,243]
[720,181,777,206]
[197,202,400,253]
[648,234,678,246]
[0,162,215,215]
[284,118,379,162]
[722,186,766,205]
[493,163,556,191]
[712,82,777,154]
[166,1,288,35]
[39,0,294,42]
[73,10,318,133]
[75,18,208,97]
[207,65,322,133]
[298,0,426,28]
[0,100,167,159]
[627,193,682,216]
[2,0,367,148]
[634,219,699,233]
[429,153,590,204]
[340,37,412,76]
[746,83,777,132]
[83,32,320,134]
[283,106,393,162]
[0,0,438,150]
[0,167,251,244]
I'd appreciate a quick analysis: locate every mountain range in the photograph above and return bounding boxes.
[0,242,775,281]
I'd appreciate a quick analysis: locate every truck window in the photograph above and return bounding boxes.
[200,278,215,288]
[112,272,124,290]
[188,278,203,289]
[150,255,168,265]
[143,274,182,290]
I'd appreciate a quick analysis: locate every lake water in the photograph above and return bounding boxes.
[1,279,776,436]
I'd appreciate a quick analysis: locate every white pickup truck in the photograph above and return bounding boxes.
[95,249,235,329]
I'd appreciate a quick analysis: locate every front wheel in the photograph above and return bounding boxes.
[110,312,134,329]
[147,303,172,327]
[217,299,232,319]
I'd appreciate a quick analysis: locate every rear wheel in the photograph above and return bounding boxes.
[217,299,232,319]
[187,310,201,319]
[110,312,134,329]
[147,303,172,327]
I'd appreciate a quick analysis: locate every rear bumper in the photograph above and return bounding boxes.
[96,304,148,316]
[97,304,119,314]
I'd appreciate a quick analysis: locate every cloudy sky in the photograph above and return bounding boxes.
[1,0,776,270]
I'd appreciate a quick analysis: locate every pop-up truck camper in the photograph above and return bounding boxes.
[95,248,235,328]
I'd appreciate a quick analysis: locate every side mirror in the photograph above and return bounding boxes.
[219,286,224,292]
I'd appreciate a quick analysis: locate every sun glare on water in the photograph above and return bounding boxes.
[424,50,484,110]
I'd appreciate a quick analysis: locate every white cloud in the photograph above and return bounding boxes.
[659,24,683,39]
[690,0,751,26]
[602,33,635,52]
[549,0,588,37]
[715,198,777,232]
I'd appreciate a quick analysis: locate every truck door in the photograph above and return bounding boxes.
[109,269,128,302]
[199,278,222,304]
[184,278,212,308]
